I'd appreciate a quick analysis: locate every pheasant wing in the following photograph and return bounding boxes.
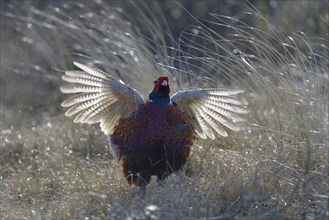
[60,62,144,135]
[171,89,247,139]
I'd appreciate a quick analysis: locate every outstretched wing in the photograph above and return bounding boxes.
[60,62,144,135]
[171,89,247,139]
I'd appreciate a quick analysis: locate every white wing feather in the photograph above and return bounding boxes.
[171,89,247,139]
[60,62,144,135]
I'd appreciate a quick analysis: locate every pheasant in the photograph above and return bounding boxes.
[60,62,247,186]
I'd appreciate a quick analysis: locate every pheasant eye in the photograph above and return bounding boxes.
[154,80,158,84]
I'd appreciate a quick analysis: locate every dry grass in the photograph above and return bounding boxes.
[1,1,328,219]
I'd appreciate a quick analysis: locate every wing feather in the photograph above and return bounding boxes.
[208,95,244,106]
[204,103,245,123]
[183,106,207,139]
[171,89,247,139]
[61,93,103,107]
[191,103,215,139]
[200,110,228,137]
[198,112,216,139]
[61,62,144,135]
[65,97,107,117]
[62,75,104,86]
[60,84,102,93]
[74,99,116,123]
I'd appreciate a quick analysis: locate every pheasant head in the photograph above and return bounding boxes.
[149,76,171,105]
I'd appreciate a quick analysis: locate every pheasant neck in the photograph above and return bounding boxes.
[148,90,170,106]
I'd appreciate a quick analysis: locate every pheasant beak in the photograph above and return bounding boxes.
[161,80,168,86]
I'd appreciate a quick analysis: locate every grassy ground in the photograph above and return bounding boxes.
[1,1,328,219]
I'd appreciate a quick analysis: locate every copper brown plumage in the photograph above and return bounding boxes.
[60,62,248,187]
[112,103,195,186]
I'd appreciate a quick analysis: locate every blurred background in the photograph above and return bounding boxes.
[1,0,328,127]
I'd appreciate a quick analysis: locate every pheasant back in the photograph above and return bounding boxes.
[111,102,195,186]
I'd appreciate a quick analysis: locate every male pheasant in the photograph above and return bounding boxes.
[61,62,247,186]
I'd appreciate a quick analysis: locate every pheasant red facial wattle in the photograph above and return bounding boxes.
[60,62,247,187]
